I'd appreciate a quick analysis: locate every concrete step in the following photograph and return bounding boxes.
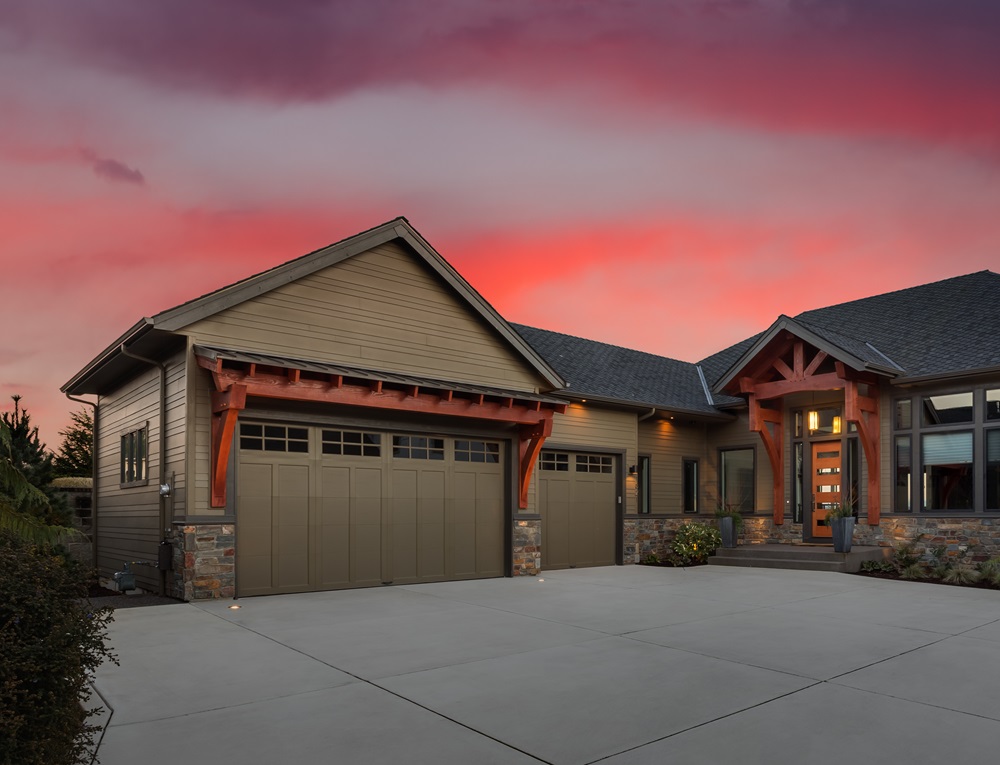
[709,556,848,572]
[709,544,888,573]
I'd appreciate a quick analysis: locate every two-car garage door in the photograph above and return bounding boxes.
[236,422,505,596]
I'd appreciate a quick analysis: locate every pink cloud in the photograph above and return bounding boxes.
[4,1,999,151]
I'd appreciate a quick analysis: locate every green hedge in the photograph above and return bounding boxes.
[0,532,117,765]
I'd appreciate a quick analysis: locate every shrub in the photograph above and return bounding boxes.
[671,523,721,565]
[943,566,980,585]
[0,531,117,764]
[860,560,895,574]
[899,563,926,580]
[977,557,1000,587]
[893,542,921,570]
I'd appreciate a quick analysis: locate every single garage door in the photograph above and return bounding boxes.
[236,422,505,596]
[537,450,617,569]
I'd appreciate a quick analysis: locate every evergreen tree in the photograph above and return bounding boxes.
[0,419,70,544]
[53,409,93,478]
[1,395,69,526]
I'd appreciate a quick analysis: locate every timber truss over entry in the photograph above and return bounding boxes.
[194,345,567,510]
[717,321,894,527]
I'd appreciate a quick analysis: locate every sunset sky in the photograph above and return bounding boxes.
[2,0,999,449]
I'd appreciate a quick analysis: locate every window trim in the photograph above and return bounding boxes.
[718,446,756,514]
[119,422,149,488]
[636,454,651,514]
[682,457,699,514]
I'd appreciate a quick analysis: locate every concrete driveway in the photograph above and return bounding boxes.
[91,566,1000,764]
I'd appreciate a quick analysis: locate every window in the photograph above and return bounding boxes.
[455,440,501,463]
[720,448,754,513]
[539,452,569,471]
[322,429,381,457]
[987,430,1000,509]
[682,458,699,514]
[636,455,651,514]
[576,454,613,474]
[120,426,147,486]
[922,431,974,510]
[240,424,308,453]
[392,435,444,460]
[793,442,804,523]
[894,388,1000,514]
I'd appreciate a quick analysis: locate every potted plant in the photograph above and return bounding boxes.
[826,500,856,553]
[715,503,743,548]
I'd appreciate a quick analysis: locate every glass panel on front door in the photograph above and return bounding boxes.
[811,442,841,538]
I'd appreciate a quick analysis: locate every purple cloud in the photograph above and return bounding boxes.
[78,148,145,185]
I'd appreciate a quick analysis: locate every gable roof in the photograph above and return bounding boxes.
[64,218,565,394]
[704,270,1000,391]
[511,324,730,418]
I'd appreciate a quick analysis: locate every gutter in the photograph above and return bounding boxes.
[118,344,168,597]
[64,393,98,569]
[891,364,1000,386]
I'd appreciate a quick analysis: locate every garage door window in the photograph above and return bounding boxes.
[393,435,445,460]
[540,452,569,471]
[455,440,500,463]
[322,429,381,457]
[240,424,309,453]
[576,454,613,474]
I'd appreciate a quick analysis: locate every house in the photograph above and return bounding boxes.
[62,218,1000,599]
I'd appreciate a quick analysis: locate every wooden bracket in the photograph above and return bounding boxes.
[209,384,246,508]
[749,394,784,526]
[846,379,880,525]
[518,417,553,509]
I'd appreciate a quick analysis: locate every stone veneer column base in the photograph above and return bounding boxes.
[170,524,236,601]
[512,519,541,575]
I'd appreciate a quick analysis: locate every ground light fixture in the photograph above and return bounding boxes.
[228,604,242,610]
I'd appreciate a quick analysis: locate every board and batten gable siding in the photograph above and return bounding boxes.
[179,242,548,393]
[95,351,186,590]
[703,412,772,516]
[534,403,638,514]
[638,420,709,514]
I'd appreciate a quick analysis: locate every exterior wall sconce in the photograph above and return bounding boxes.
[832,416,842,434]
[808,410,819,431]
[628,465,637,475]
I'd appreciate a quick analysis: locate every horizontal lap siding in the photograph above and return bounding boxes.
[181,242,545,392]
[546,404,636,514]
[705,413,772,516]
[638,420,708,515]
[95,352,186,589]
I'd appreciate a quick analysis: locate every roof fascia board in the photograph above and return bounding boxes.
[892,365,1000,386]
[61,318,154,393]
[153,224,401,331]
[557,392,733,420]
[713,316,871,393]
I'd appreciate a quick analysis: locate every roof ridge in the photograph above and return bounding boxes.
[796,270,999,318]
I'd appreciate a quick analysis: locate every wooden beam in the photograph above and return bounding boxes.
[288,369,301,384]
[518,418,553,509]
[803,350,827,378]
[749,394,784,525]
[748,372,845,400]
[793,340,804,378]
[209,384,246,508]
[207,367,563,426]
[772,357,795,381]
[370,380,383,394]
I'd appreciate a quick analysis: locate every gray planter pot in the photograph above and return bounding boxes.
[831,516,855,553]
[719,516,738,548]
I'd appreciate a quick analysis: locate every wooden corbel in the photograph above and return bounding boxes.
[749,393,785,525]
[210,384,247,508]
[518,417,553,509]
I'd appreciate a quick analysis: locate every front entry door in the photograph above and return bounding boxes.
[811,441,841,539]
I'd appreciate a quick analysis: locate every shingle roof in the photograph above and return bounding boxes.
[701,271,1000,388]
[511,324,725,416]
[794,270,1000,378]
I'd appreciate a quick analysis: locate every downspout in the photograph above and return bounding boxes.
[64,394,98,571]
[119,344,168,596]
[637,407,657,422]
